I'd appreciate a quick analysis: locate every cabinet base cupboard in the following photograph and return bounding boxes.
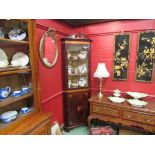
[61,33,91,131]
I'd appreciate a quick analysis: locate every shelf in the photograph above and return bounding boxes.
[0,66,31,76]
[0,38,29,47]
[0,92,33,108]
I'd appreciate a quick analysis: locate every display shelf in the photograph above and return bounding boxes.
[0,38,29,47]
[0,92,33,108]
[0,67,31,76]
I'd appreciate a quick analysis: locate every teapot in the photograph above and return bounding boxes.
[0,86,11,99]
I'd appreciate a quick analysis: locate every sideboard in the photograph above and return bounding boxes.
[88,94,155,134]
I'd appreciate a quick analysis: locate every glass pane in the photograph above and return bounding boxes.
[67,44,89,89]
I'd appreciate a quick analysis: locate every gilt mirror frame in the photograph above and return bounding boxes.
[39,28,58,68]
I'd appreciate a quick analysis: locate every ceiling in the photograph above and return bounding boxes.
[60,19,125,27]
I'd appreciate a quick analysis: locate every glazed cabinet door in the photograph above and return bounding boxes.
[64,90,90,130]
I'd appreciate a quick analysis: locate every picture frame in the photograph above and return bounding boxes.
[136,31,155,82]
[51,121,62,135]
[113,33,130,80]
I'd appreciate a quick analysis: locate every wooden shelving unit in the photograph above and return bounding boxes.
[0,19,41,134]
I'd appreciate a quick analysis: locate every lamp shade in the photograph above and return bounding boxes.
[94,63,110,78]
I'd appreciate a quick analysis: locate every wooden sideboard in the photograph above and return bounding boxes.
[88,94,155,133]
[1,112,52,135]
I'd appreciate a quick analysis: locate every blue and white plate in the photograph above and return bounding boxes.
[8,29,26,41]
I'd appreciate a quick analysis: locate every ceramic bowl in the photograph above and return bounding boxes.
[20,107,30,114]
[108,96,126,103]
[126,91,148,99]
[127,99,148,108]
[21,87,31,94]
[113,93,121,97]
[78,53,87,59]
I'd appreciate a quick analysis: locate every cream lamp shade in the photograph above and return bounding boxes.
[94,63,110,78]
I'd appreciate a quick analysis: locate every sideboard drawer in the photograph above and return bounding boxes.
[123,110,155,125]
[92,104,120,118]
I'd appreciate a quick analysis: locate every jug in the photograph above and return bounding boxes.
[0,86,11,99]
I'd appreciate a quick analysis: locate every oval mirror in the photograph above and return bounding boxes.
[39,28,58,68]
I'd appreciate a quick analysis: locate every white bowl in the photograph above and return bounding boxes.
[108,96,126,103]
[126,91,148,99]
[127,99,148,108]
[78,53,87,59]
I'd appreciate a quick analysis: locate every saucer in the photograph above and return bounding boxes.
[11,91,23,97]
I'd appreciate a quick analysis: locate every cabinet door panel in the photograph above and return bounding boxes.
[65,91,90,128]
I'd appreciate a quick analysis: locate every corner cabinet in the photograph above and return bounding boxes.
[61,33,91,131]
[0,19,51,135]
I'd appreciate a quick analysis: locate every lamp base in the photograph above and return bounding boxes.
[98,91,103,99]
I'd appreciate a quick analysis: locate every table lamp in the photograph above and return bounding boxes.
[94,63,110,99]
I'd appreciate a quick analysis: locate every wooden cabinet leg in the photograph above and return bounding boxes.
[88,115,93,131]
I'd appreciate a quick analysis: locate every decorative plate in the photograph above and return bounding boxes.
[127,99,148,108]
[8,29,26,41]
[12,52,29,66]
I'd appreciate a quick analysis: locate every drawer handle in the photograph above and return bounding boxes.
[127,115,131,118]
[145,119,151,122]
[111,112,116,114]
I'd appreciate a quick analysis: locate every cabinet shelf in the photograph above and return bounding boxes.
[0,92,33,108]
[0,66,31,76]
[0,38,29,47]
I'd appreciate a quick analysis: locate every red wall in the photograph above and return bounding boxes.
[35,19,155,126]
[74,20,155,98]
[34,19,72,125]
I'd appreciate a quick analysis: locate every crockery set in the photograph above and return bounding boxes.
[108,88,148,108]
[0,86,32,100]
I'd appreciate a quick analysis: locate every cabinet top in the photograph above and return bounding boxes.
[89,94,155,114]
[61,33,92,42]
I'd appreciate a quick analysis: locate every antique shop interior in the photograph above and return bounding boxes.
[0,19,155,135]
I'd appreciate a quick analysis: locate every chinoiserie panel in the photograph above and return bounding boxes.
[136,31,155,82]
[113,33,130,80]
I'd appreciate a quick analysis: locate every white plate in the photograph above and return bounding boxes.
[8,29,26,41]
[12,52,29,66]
[0,48,8,60]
